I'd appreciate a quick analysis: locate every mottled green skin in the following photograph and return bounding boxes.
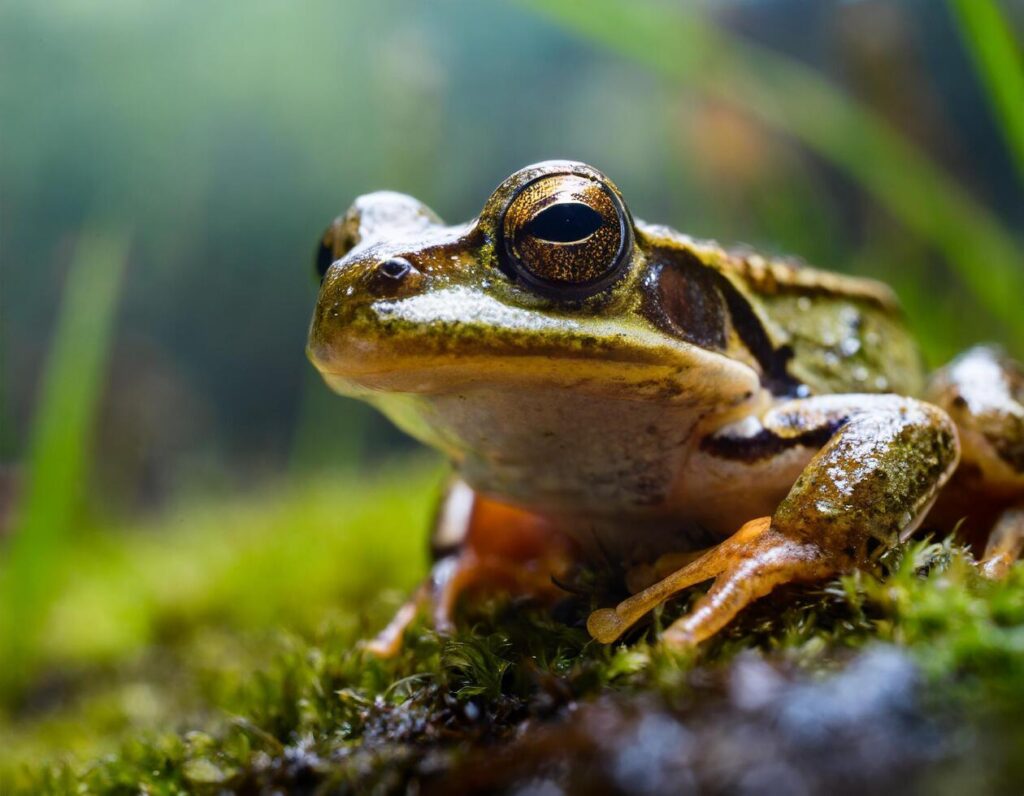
[644,229,927,397]
[751,291,923,396]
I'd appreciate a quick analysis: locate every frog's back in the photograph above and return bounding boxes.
[720,247,924,396]
[660,231,927,398]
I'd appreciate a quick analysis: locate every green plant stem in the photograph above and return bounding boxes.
[0,228,129,702]
[519,0,1023,340]
[948,0,1024,185]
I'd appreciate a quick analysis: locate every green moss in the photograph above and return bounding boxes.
[3,469,1024,793]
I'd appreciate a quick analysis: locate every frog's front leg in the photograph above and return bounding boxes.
[367,481,572,656]
[588,395,960,646]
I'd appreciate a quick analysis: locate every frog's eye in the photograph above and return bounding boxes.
[315,219,358,282]
[315,235,336,281]
[501,174,632,297]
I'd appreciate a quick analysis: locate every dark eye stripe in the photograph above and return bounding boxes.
[524,202,603,243]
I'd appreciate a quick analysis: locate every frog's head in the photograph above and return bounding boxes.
[307,162,762,507]
[308,161,757,398]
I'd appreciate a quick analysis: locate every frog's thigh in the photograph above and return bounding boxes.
[927,345,1024,494]
[432,478,570,565]
[589,395,960,645]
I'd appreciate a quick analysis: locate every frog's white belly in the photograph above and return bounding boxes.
[373,384,790,562]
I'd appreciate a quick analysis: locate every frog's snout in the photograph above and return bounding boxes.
[311,247,429,338]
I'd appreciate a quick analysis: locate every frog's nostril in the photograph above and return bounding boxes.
[379,257,413,280]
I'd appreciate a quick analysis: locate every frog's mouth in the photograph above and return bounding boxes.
[307,286,760,405]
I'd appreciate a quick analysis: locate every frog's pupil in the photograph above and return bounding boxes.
[525,202,603,243]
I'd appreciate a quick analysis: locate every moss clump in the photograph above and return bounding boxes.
[6,521,1024,794]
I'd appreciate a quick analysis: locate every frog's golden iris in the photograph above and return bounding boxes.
[499,171,632,297]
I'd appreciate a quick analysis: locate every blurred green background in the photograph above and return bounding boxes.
[0,0,1022,750]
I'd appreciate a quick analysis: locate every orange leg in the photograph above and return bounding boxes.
[623,548,709,594]
[366,485,574,657]
[979,504,1024,579]
[588,517,833,644]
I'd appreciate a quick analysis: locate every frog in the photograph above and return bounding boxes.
[307,160,1024,655]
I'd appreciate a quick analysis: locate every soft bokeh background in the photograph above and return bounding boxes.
[1,0,1022,770]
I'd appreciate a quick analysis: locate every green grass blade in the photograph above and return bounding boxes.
[948,0,1024,185]
[0,228,129,702]
[518,0,1024,342]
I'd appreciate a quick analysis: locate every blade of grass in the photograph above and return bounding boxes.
[948,0,1024,185]
[519,0,1023,343]
[0,228,129,703]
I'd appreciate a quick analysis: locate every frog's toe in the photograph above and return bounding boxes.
[586,517,765,644]
[586,517,838,646]
[661,535,833,646]
[365,589,428,657]
[362,556,466,658]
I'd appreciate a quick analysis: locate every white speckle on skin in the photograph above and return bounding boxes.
[950,349,1024,418]
[373,287,581,332]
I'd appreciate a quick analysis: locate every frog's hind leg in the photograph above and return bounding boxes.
[927,346,1024,496]
[927,346,1024,574]
[365,580,432,657]
[366,480,573,657]
[979,505,1024,579]
[589,394,960,646]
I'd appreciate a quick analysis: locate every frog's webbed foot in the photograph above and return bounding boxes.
[590,394,960,647]
[588,517,836,645]
[979,504,1024,580]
